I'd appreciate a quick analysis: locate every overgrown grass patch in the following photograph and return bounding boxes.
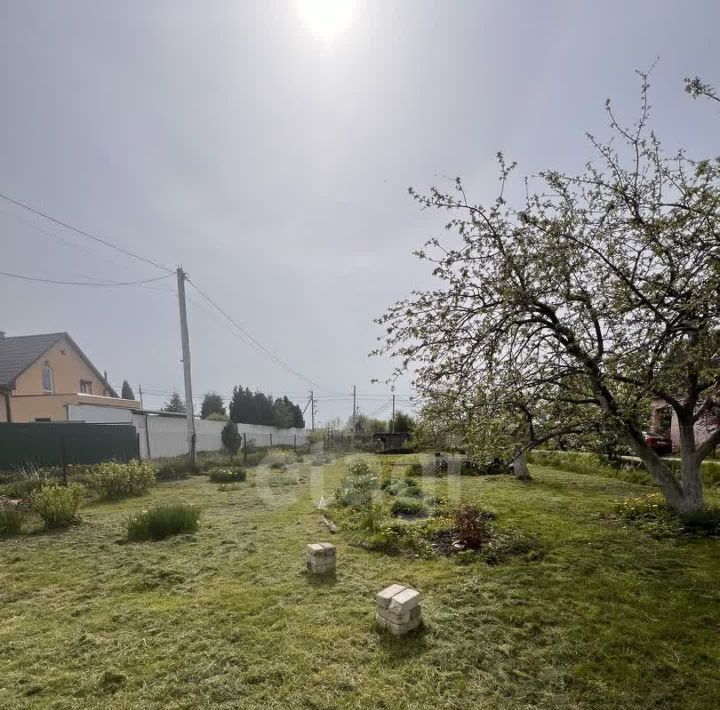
[0,504,24,536]
[126,503,201,541]
[208,467,247,483]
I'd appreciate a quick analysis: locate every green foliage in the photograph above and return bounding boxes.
[206,412,229,422]
[126,504,200,541]
[221,421,242,459]
[162,392,186,413]
[390,497,426,516]
[31,483,85,530]
[200,392,226,419]
[616,493,720,538]
[208,468,247,483]
[433,456,449,476]
[228,386,304,428]
[453,503,493,547]
[86,460,156,500]
[406,462,423,477]
[264,448,296,466]
[155,456,191,481]
[392,410,415,433]
[0,505,24,536]
[356,504,386,534]
[337,461,378,507]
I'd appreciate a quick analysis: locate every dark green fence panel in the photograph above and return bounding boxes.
[0,422,139,471]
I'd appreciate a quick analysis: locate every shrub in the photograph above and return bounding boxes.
[357,504,386,534]
[433,455,449,476]
[390,497,426,516]
[406,462,423,477]
[31,483,85,530]
[388,479,422,498]
[680,507,720,536]
[347,460,372,477]
[264,448,296,466]
[127,504,200,541]
[155,456,191,481]
[86,460,156,500]
[0,505,24,536]
[453,504,493,548]
[221,421,241,459]
[337,471,378,507]
[209,467,247,483]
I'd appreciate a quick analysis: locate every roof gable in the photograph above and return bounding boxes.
[0,332,65,387]
[0,332,118,396]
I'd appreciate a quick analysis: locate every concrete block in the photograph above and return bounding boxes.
[376,584,406,609]
[307,542,337,574]
[375,584,422,636]
[388,587,421,613]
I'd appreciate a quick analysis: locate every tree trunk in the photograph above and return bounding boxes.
[512,452,531,480]
[625,424,704,515]
[677,420,705,514]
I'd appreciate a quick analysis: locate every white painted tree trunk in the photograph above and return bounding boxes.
[512,452,531,480]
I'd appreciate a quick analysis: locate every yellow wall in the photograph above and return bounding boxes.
[6,335,139,422]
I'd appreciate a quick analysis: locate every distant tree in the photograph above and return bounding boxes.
[162,392,186,413]
[221,420,241,461]
[121,380,135,400]
[291,401,305,428]
[201,392,226,419]
[272,396,295,429]
[206,412,229,422]
[392,411,415,433]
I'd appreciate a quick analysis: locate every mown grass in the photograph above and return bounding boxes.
[0,455,718,709]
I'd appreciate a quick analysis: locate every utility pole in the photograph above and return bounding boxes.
[138,384,144,410]
[310,390,315,430]
[176,267,196,469]
[391,392,395,433]
[352,385,356,437]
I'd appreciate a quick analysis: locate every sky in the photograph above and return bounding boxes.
[1,0,719,425]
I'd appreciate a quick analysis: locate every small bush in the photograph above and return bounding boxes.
[433,455,449,476]
[86,460,156,500]
[0,505,24,536]
[680,508,720,536]
[127,504,200,541]
[406,462,423,477]
[209,467,247,483]
[347,460,372,477]
[390,497,426,516]
[264,448,296,466]
[388,479,422,498]
[31,483,85,530]
[356,504,386,534]
[155,456,191,481]
[453,503,493,548]
[337,467,378,507]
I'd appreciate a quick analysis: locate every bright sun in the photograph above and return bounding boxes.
[296,0,356,43]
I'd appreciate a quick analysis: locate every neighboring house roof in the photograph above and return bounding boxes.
[0,332,118,396]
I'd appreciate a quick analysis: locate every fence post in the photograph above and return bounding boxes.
[60,432,68,486]
[243,433,247,463]
[270,433,272,447]
[294,434,296,450]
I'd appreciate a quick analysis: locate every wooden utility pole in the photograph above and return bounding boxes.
[311,390,315,430]
[138,384,144,409]
[391,392,395,433]
[352,385,356,438]
[176,267,196,470]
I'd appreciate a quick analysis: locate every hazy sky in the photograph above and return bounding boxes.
[1,1,719,423]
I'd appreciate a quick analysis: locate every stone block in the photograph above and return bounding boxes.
[375,584,422,636]
[307,542,337,574]
[376,584,406,609]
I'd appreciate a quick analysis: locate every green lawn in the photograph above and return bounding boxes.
[1,456,719,709]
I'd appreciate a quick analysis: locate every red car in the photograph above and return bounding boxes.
[643,432,673,456]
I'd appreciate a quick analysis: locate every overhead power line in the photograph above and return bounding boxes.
[186,278,338,393]
[0,271,174,287]
[0,191,175,274]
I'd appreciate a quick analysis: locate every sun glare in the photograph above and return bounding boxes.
[296,0,356,43]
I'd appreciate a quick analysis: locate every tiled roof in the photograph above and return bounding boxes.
[0,332,66,387]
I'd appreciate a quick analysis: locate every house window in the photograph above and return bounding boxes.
[42,364,54,393]
[80,380,93,394]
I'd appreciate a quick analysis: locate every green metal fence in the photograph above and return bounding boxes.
[0,422,139,471]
